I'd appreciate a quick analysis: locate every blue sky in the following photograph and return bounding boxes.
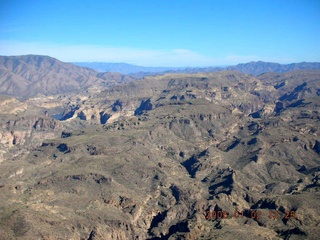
[0,0,319,66]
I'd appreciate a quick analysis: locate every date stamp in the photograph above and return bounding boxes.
[205,209,296,221]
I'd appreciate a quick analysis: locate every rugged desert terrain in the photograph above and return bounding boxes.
[0,56,319,239]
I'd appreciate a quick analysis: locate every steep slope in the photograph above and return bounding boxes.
[0,55,134,98]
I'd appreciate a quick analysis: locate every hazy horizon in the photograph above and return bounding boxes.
[1,0,319,67]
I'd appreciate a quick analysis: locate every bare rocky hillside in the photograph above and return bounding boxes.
[0,55,137,98]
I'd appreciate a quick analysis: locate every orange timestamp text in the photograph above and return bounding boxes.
[205,209,296,221]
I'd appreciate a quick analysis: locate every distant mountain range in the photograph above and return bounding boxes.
[1,55,320,99]
[226,61,320,75]
[74,61,320,75]
[73,62,185,75]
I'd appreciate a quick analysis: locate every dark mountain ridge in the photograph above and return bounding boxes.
[226,61,320,75]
